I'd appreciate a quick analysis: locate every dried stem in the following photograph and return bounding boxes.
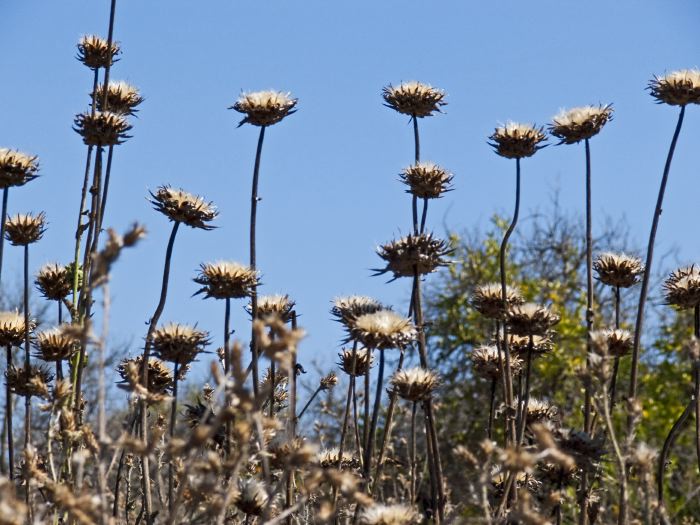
[657,399,693,508]
[5,345,12,481]
[168,361,179,514]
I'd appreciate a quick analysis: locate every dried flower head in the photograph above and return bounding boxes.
[375,232,451,279]
[491,469,539,499]
[603,328,633,357]
[390,366,440,401]
[471,345,523,381]
[5,212,46,246]
[151,323,210,366]
[649,69,700,106]
[231,90,297,127]
[472,283,525,319]
[489,122,546,159]
[399,162,453,199]
[507,303,560,336]
[554,428,606,469]
[76,34,120,69]
[338,347,373,376]
[35,326,80,362]
[331,296,385,329]
[5,364,52,398]
[593,252,644,288]
[234,478,269,516]
[350,310,416,349]
[194,261,259,299]
[549,105,613,144]
[524,398,558,423]
[508,334,554,357]
[664,265,700,309]
[360,504,420,525]
[93,81,143,115]
[319,372,338,390]
[149,186,217,230]
[73,111,131,146]
[0,311,31,347]
[35,263,76,301]
[382,81,446,117]
[269,437,317,469]
[117,356,172,397]
[318,448,361,469]
[0,149,39,189]
[246,294,295,322]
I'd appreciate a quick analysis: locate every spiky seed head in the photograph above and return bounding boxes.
[508,334,554,357]
[375,233,451,279]
[35,326,80,362]
[471,345,523,381]
[390,367,440,402]
[601,328,632,357]
[489,122,546,159]
[471,283,525,319]
[73,111,132,146]
[5,364,52,398]
[231,90,297,127]
[507,303,560,336]
[93,81,143,115]
[149,186,217,230]
[0,311,31,347]
[593,252,644,288]
[319,372,338,390]
[4,212,46,246]
[317,447,361,469]
[338,347,373,376]
[194,261,259,299]
[350,310,416,350]
[117,356,173,396]
[234,478,269,516]
[76,35,120,69]
[331,296,385,329]
[246,294,295,322]
[649,69,700,106]
[269,437,317,469]
[554,427,606,467]
[382,81,446,118]
[35,263,76,301]
[360,504,421,525]
[549,105,614,144]
[151,323,209,366]
[0,149,39,189]
[524,398,558,423]
[399,162,454,199]
[663,265,700,309]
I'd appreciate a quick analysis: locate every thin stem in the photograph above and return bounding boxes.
[285,312,298,524]
[420,198,429,234]
[487,378,497,440]
[657,399,693,508]
[22,244,30,508]
[332,343,358,511]
[363,363,370,454]
[584,138,594,434]
[610,286,621,407]
[296,386,322,421]
[694,306,700,477]
[410,401,417,504]
[0,188,9,286]
[352,375,363,468]
[363,348,385,483]
[412,115,420,164]
[5,346,12,481]
[168,361,179,514]
[97,145,115,233]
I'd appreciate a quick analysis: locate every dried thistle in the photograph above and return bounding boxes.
[663,265,700,309]
[375,232,451,279]
[76,34,120,69]
[554,427,606,469]
[382,81,446,117]
[319,372,338,390]
[35,325,80,362]
[35,262,78,301]
[0,148,39,189]
[194,261,259,299]
[0,311,31,347]
[390,366,440,401]
[149,186,217,229]
[269,437,317,469]
[471,345,523,381]
[231,90,297,127]
[523,398,558,423]
[5,364,52,398]
[360,503,420,525]
[593,252,644,288]
[649,69,700,106]
[399,162,454,199]
[93,81,144,115]
[471,282,524,319]
[73,111,132,146]
[350,310,416,349]
[549,104,613,144]
[318,448,361,469]
[602,328,632,357]
[508,334,554,357]
[507,303,560,336]
[331,296,385,329]
[246,294,295,322]
[4,212,46,246]
[117,356,173,400]
[489,122,547,159]
[151,323,210,366]
[234,478,269,516]
[337,347,372,376]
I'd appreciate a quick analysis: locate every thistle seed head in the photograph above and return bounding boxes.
[649,69,700,106]
[390,366,440,402]
[507,303,560,336]
[150,186,217,230]
[593,252,644,288]
[35,326,80,362]
[117,356,173,397]
[337,347,373,377]
[508,334,554,357]
[35,263,77,301]
[399,162,454,199]
[360,504,420,525]
[382,81,446,118]
[489,122,546,159]
[471,345,523,381]
[350,310,416,350]
[471,283,525,319]
[549,104,613,144]
[0,149,39,189]
[151,323,210,366]
[319,372,338,390]
[246,294,295,322]
[76,35,120,69]
[73,111,132,146]
[231,90,297,127]
[664,265,700,309]
[5,364,52,398]
[5,212,46,246]
[234,478,268,516]
[603,328,632,357]
[375,232,451,279]
[93,81,143,115]
[317,448,361,470]
[524,398,558,423]
[331,296,385,330]
[0,311,32,347]
[194,261,259,299]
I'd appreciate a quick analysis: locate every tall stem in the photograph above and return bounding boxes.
[168,361,179,514]
[610,286,621,407]
[487,378,497,440]
[285,311,298,524]
[0,188,9,286]
[657,399,693,507]
[5,346,12,481]
[420,198,429,234]
[412,115,420,233]
[516,344,533,445]
[22,244,30,508]
[97,145,115,234]
[694,305,700,477]
[584,138,594,433]
[363,348,384,483]
[410,401,417,504]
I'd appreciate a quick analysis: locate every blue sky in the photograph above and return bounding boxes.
[1,1,699,389]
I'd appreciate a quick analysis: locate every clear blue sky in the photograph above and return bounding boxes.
[1,1,699,388]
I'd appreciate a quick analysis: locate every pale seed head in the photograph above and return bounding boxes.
[360,504,420,525]
[507,303,560,336]
[5,212,46,246]
[35,325,80,362]
[117,356,173,397]
[194,261,259,299]
[74,111,132,146]
[471,283,525,319]
[337,347,372,377]
[93,81,144,115]
[649,69,700,106]
[489,122,546,159]
[375,232,451,279]
[390,366,440,402]
[151,323,210,366]
[593,252,644,288]
[549,104,613,144]
[664,265,700,309]
[76,35,120,69]
[0,149,39,189]
[471,344,523,381]
[508,334,554,357]
[317,447,360,470]
[319,372,338,390]
[0,311,31,347]
[150,186,217,229]
[246,294,295,322]
[382,81,446,118]
[35,263,78,301]
[231,90,297,127]
[5,364,52,398]
[603,328,632,357]
[234,478,268,516]
[524,398,558,423]
[331,296,385,330]
[350,310,416,349]
[399,162,454,199]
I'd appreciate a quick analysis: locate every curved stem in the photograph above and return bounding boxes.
[657,399,693,507]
